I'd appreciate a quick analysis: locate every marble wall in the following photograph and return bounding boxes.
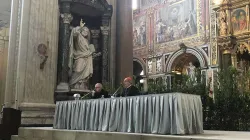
[4,0,59,124]
[0,0,11,109]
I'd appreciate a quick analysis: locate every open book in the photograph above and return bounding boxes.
[89,44,95,53]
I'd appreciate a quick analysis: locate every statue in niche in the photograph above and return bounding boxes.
[148,60,153,73]
[156,58,162,72]
[186,62,196,82]
[68,19,100,90]
[219,10,227,36]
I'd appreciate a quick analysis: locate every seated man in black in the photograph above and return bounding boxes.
[121,77,139,97]
[91,83,109,99]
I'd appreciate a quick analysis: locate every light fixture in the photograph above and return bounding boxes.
[140,79,144,83]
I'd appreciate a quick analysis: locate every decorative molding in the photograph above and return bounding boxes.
[60,13,73,24]
[100,26,110,35]
[90,30,100,38]
[210,9,218,66]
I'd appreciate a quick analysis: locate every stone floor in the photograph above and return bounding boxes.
[12,127,250,140]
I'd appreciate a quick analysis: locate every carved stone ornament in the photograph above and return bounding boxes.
[37,43,48,70]
[100,26,110,35]
[148,60,153,73]
[156,58,162,73]
[90,30,100,38]
[60,13,73,24]
[218,10,228,36]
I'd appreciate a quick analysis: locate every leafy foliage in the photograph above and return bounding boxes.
[207,67,250,131]
[147,67,250,131]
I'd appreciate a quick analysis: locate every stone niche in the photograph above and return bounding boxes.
[55,0,113,101]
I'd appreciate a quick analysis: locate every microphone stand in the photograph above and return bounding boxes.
[112,85,122,97]
[81,91,94,99]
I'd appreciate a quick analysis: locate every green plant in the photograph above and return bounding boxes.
[208,67,250,131]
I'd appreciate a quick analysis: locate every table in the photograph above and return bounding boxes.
[53,93,203,135]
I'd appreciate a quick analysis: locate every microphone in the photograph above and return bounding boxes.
[80,90,95,99]
[112,83,123,97]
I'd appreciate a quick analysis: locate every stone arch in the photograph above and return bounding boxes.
[166,48,207,73]
[133,57,146,75]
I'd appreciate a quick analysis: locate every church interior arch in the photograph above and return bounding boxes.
[170,53,200,75]
[166,48,207,73]
[133,58,146,90]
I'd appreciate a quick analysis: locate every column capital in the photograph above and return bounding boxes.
[60,1,71,13]
[100,26,110,35]
[90,30,100,38]
[60,13,73,24]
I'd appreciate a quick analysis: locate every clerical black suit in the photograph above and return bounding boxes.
[121,85,139,97]
[92,89,109,99]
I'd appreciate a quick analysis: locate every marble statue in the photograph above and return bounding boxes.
[68,19,95,90]
[186,62,196,82]
[148,60,152,73]
[156,58,162,72]
[219,10,227,35]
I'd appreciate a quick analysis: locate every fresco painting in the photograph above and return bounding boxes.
[133,15,147,47]
[155,0,197,43]
[231,8,248,34]
[141,0,164,9]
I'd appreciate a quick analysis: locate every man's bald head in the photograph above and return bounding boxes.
[95,83,103,92]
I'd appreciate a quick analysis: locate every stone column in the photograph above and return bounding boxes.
[116,0,133,86]
[5,0,60,125]
[231,53,237,68]
[100,26,110,85]
[90,30,101,85]
[4,0,20,108]
[56,1,72,92]
[106,0,116,90]
[222,50,232,69]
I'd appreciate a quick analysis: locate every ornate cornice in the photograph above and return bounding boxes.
[72,0,111,12]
